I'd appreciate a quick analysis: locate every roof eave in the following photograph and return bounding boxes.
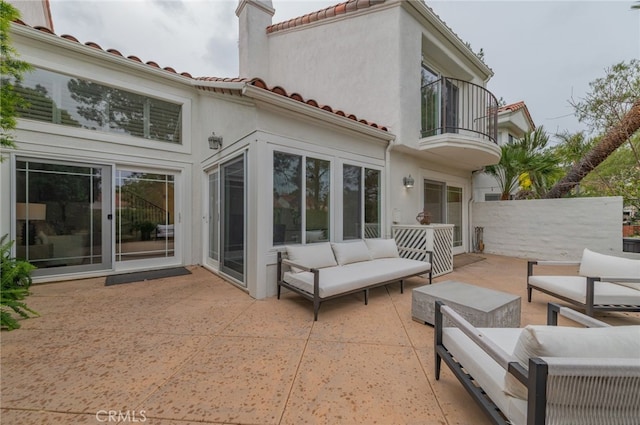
[404,0,494,80]
[10,22,194,84]
[242,84,395,141]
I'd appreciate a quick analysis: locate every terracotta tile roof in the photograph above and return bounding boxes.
[195,77,388,131]
[13,20,195,78]
[498,101,535,130]
[497,101,525,113]
[267,0,385,34]
[12,20,388,132]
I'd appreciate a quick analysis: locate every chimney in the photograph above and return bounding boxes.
[236,0,274,79]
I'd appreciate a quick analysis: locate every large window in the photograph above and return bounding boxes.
[14,159,111,274]
[343,165,380,240]
[273,151,381,244]
[273,152,330,245]
[14,67,182,143]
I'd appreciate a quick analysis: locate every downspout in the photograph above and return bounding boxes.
[385,137,397,239]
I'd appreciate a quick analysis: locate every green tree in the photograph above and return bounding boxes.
[579,135,640,212]
[0,1,32,155]
[552,131,595,168]
[546,60,640,198]
[484,127,559,200]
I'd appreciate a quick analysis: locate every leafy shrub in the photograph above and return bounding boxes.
[1,235,38,330]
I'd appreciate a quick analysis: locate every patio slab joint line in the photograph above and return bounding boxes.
[277,323,315,425]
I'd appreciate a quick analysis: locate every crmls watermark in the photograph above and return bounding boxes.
[95,410,147,422]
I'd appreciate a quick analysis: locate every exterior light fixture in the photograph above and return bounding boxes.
[403,174,415,188]
[208,132,223,150]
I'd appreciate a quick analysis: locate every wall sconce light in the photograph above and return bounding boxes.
[403,174,415,188]
[208,132,223,150]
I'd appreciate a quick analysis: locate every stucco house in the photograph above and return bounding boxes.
[3,0,518,298]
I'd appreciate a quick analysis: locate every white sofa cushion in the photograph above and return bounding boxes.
[364,238,400,259]
[443,327,525,425]
[505,325,640,400]
[579,248,640,278]
[331,240,372,265]
[283,257,430,298]
[285,242,337,273]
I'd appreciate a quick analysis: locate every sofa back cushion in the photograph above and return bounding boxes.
[285,242,337,273]
[579,248,640,278]
[505,325,640,400]
[331,240,372,266]
[365,238,400,260]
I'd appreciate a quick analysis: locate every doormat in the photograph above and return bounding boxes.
[453,254,486,269]
[105,267,191,286]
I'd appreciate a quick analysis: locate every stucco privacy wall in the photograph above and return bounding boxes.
[472,197,625,261]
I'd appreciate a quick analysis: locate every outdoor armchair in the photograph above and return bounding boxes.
[527,248,640,316]
[435,301,640,425]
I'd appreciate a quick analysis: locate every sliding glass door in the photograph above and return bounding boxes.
[115,170,175,262]
[220,155,246,285]
[15,159,112,276]
[208,171,220,264]
[424,179,464,253]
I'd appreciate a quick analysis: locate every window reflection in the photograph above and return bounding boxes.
[115,171,175,261]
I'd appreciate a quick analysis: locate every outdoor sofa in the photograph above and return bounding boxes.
[277,238,432,320]
[435,301,640,425]
[527,248,640,316]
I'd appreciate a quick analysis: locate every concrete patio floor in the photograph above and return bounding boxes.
[2,254,639,425]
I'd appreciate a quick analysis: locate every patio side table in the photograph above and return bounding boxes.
[412,280,521,327]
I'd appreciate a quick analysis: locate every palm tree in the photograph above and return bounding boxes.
[485,143,528,200]
[545,98,640,198]
[484,127,558,200]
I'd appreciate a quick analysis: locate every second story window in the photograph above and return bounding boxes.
[15,67,182,144]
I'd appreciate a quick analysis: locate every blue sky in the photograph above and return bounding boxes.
[44,0,640,141]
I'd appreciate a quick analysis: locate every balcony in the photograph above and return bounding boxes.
[418,77,501,170]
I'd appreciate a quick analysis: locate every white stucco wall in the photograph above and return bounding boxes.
[266,4,403,135]
[472,197,625,260]
[10,0,53,29]
[263,1,491,149]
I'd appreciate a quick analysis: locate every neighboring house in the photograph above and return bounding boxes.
[2,0,510,298]
[474,101,536,201]
[237,0,501,255]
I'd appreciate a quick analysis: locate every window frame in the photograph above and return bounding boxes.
[272,148,334,246]
[13,64,190,152]
[340,161,382,241]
